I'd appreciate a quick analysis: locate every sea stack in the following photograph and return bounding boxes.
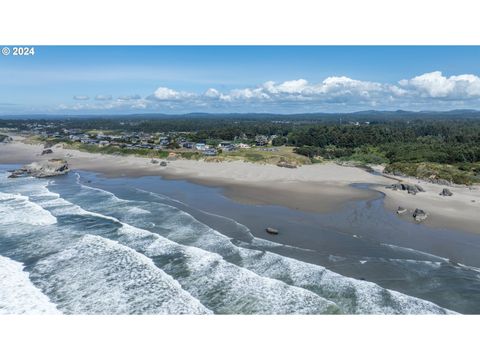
[8,159,70,178]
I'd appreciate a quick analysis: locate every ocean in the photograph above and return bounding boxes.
[1,164,479,314]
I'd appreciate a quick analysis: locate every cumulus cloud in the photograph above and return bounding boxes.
[63,71,480,113]
[204,88,221,98]
[150,87,194,101]
[399,71,480,99]
[73,95,90,100]
[95,94,113,101]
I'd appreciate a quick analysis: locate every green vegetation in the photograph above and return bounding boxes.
[67,142,170,158]
[177,151,203,160]
[220,147,311,165]
[385,162,480,185]
[287,120,480,183]
[2,111,480,184]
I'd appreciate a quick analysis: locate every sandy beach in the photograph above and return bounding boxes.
[1,137,479,235]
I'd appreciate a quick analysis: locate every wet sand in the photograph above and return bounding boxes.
[1,137,479,234]
[0,138,385,213]
[83,171,480,314]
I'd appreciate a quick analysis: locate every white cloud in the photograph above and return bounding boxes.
[399,71,480,98]
[152,87,194,101]
[118,95,142,101]
[153,87,180,100]
[95,94,113,101]
[267,79,309,94]
[204,88,221,98]
[63,71,480,113]
[229,87,270,100]
[73,95,89,100]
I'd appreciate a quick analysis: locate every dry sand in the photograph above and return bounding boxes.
[373,177,480,235]
[1,137,479,234]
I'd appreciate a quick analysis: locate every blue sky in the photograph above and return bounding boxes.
[1,46,480,114]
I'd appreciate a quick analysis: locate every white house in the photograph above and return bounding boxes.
[195,143,206,151]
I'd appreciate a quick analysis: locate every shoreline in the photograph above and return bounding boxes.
[1,138,479,235]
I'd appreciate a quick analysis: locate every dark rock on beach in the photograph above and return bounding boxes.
[41,148,53,155]
[8,159,70,178]
[385,183,425,195]
[412,208,428,222]
[439,188,453,196]
[266,227,279,235]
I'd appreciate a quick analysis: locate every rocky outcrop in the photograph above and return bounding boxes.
[150,159,159,164]
[413,208,428,222]
[0,135,12,143]
[439,188,453,196]
[385,183,426,195]
[160,161,167,167]
[428,175,452,186]
[8,159,70,178]
[41,148,53,155]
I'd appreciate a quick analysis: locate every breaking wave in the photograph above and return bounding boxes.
[0,255,60,314]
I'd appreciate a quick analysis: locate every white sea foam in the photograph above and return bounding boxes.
[31,234,211,315]
[75,174,124,203]
[14,185,338,314]
[238,250,457,314]
[0,255,60,314]
[0,192,57,226]
[127,207,151,215]
[380,243,450,262]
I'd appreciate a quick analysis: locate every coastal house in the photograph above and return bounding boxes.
[195,143,206,151]
[218,142,235,152]
[218,141,231,148]
[159,137,170,146]
[182,141,195,149]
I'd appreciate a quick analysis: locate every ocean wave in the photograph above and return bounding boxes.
[0,255,60,314]
[30,234,211,315]
[119,224,339,314]
[0,191,57,226]
[380,243,450,262]
[57,182,455,314]
[0,173,458,314]
[113,189,456,314]
[380,243,480,274]
[15,181,338,314]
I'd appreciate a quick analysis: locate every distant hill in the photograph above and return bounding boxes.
[2,109,480,122]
